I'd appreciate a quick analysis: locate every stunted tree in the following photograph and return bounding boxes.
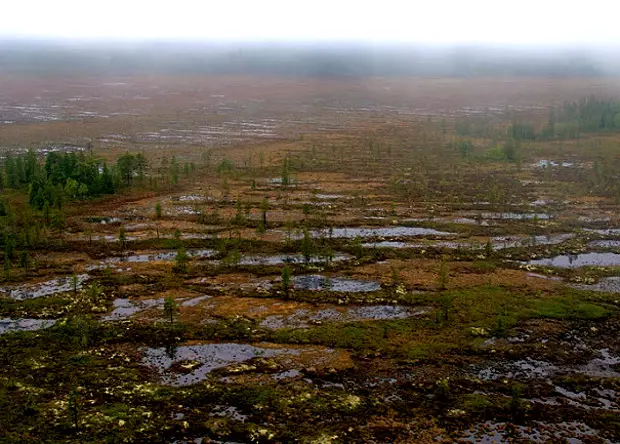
[134,153,148,182]
[155,202,162,239]
[117,153,136,187]
[163,295,178,324]
[174,246,189,273]
[72,273,79,294]
[170,156,180,184]
[258,197,269,233]
[282,265,292,299]
[281,155,292,188]
[119,226,127,252]
[301,228,313,263]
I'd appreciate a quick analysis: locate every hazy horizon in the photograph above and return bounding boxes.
[2,0,620,47]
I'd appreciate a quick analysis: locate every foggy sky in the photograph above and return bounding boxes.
[2,0,619,47]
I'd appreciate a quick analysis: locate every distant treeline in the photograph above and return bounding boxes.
[0,40,610,77]
[456,98,620,141]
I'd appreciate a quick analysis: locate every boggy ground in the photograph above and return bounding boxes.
[2,75,620,443]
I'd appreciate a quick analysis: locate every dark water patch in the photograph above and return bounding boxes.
[362,234,573,251]
[532,386,619,411]
[181,295,212,307]
[166,206,201,216]
[0,318,57,335]
[85,216,122,225]
[171,195,208,203]
[578,216,612,223]
[314,194,347,200]
[493,233,573,249]
[141,343,300,386]
[526,273,563,282]
[361,241,410,249]
[309,226,454,239]
[459,420,607,444]
[452,217,490,226]
[292,275,380,292]
[180,233,214,240]
[534,159,575,168]
[474,349,620,381]
[479,212,551,220]
[235,253,351,266]
[103,298,163,321]
[573,276,620,293]
[260,305,429,330]
[1,274,90,300]
[584,228,620,236]
[271,369,302,381]
[94,249,215,266]
[578,349,620,378]
[588,240,620,249]
[476,358,558,381]
[209,405,248,422]
[526,252,620,268]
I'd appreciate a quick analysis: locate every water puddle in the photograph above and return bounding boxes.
[309,226,454,239]
[166,206,201,216]
[361,241,410,249]
[475,349,620,381]
[292,275,380,292]
[526,252,620,268]
[584,228,620,236]
[171,195,207,203]
[578,349,620,378]
[314,194,347,200]
[533,159,575,168]
[476,358,558,381]
[578,216,612,223]
[526,273,563,282]
[85,216,122,225]
[478,212,551,220]
[103,298,163,321]
[492,233,573,249]
[0,318,57,335]
[0,274,90,300]
[451,217,489,226]
[588,240,620,249]
[459,421,607,444]
[181,295,213,307]
[271,369,302,381]
[573,276,620,293]
[209,405,248,422]
[91,249,215,268]
[362,234,573,251]
[260,305,428,330]
[141,343,301,386]
[234,253,351,266]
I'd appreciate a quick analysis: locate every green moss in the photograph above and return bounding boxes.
[461,394,493,412]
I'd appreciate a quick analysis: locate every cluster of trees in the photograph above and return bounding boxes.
[510,98,620,141]
[556,98,620,133]
[454,98,620,146]
[0,150,151,211]
[158,155,196,185]
[0,150,152,277]
[0,198,49,277]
